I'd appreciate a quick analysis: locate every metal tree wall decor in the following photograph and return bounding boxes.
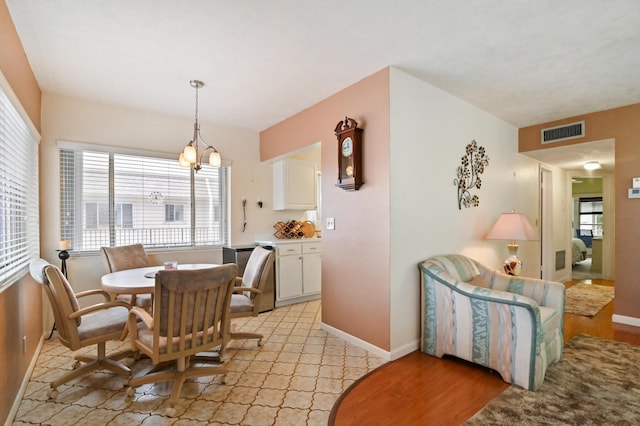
[454,140,490,209]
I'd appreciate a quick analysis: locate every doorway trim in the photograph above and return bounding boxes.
[540,166,554,280]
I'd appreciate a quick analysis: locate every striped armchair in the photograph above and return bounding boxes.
[419,254,565,391]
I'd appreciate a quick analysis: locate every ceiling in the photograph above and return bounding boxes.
[522,139,615,173]
[7,1,640,146]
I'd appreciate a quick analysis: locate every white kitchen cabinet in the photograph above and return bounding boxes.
[275,241,321,307]
[273,159,317,210]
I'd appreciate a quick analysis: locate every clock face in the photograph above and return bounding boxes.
[341,137,353,157]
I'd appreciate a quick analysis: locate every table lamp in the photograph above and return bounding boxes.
[486,212,538,276]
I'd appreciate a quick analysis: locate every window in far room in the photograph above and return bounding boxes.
[578,197,603,238]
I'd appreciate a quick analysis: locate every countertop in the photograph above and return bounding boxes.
[254,238,321,246]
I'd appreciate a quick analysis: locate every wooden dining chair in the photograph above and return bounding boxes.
[101,243,153,309]
[125,264,237,416]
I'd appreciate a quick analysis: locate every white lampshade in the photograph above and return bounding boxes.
[486,212,538,276]
[486,212,538,242]
[178,153,190,168]
[208,151,221,167]
[183,145,197,163]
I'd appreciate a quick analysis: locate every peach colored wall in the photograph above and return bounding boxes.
[0,2,43,422]
[261,68,392,350]
[0,0,41,131]
[519,104,640,319]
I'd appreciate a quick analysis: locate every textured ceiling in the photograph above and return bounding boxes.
[7,0,640,137]
[522,139,616,173]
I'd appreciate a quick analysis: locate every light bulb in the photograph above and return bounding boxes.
[178,153,190,168]
[183,145,197,163]
[209,151,221,167]
[583,161,601,170]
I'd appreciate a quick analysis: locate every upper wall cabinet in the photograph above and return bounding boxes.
[273,159,317,210]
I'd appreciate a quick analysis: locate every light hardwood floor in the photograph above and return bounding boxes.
[330,278,640,426]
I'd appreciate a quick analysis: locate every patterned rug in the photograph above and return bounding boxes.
[465,334,640,425]
[564,283,614,317]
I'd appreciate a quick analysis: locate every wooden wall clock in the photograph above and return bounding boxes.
[335,116,363,191]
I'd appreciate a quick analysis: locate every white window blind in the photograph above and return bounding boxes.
[60,145,230,252]
[0,78,40,289]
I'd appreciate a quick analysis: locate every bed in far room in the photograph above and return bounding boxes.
[572,237,588,265]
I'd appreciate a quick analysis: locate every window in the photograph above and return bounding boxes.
[60,143,230,252]
[0,75,40,289]
[578,197,603,237]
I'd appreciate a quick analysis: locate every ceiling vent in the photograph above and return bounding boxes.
[541,120,585,144]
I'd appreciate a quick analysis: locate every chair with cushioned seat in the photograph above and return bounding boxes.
[227,246,275,348]
[29,258,132,399]
[125,264,236,415]
[418,254,565,391]
[101,243,153,309]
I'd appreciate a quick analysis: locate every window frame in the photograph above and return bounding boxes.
[0,72,41,290]
[58,141,230,252]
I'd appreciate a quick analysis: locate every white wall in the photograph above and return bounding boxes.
[39,92,282,304]
[388,68,542,354]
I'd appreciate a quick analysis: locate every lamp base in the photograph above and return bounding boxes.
[503,257,522,276]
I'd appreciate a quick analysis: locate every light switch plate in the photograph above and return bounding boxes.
[326,217,335,230]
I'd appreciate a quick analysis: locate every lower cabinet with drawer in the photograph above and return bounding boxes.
[275,240,321,307]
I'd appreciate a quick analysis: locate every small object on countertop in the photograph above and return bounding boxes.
[300,221,316,238]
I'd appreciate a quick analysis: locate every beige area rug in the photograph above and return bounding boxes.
[465,334,640,425]
[564,283,614,317]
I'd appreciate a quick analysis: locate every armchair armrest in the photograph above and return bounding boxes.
[129,306,154,330]
[126,306,153,351]
[504,276,565,312]
[68,299,130,320]
[479,265,565,311]
[75,288,114,302]
[232,286,262,295]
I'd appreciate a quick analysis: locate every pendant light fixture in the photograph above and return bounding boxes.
[178,80,221,171]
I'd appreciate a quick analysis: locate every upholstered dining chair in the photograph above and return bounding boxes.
[28,258,132,399]
[101,243,153,309]
[125,264,237,415]
[227,246,275,347]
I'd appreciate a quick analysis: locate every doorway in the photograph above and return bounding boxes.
[571,179,603,280]
[522,138,615,282]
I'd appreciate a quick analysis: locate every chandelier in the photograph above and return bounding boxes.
[178,80,221,171]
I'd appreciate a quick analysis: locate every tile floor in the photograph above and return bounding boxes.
[12,300,386,425]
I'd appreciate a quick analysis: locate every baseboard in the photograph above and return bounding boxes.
[6,334,45,426]
[612,314,640,328]
[390,340,420,360]
[320,322,420,362]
